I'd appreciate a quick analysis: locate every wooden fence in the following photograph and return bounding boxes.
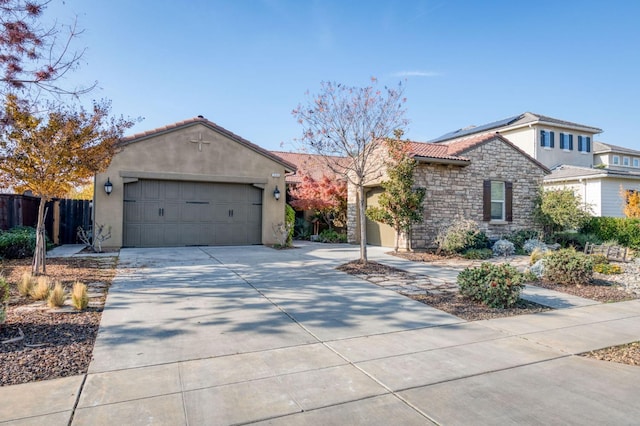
[0,194,91,245]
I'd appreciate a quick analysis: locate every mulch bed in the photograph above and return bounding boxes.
[1,257,116,386]
[339,259,640,368]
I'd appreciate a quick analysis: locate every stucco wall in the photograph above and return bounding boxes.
[348,138,546,248]
[94,122,288,247]
[502,125,594,169]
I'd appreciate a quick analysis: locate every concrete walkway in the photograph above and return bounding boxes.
[2,243,640,425]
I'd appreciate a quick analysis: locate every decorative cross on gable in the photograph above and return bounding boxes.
[190,133,213,151]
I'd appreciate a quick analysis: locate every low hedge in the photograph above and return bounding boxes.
[0,226,38,259]
[581,217,640,249]
[457,263,525,308]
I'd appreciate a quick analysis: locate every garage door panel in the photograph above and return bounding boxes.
[123,180,262,247]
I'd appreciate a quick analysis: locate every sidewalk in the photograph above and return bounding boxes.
[1,244,639,425]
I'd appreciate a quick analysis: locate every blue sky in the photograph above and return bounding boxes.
[47,0,640,151]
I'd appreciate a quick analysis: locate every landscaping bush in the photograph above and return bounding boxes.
[492,239,515,257]
[529,247,546,265]
[581,217,640,249]
[318,229,347,243]
[522,238,547,255]
[0,226,38,259]
[47,282,66,308]
[462,248,493,260]
[71,282,89,310]
[543,248,594,286]
[18,272,35,297]
[593,263,623,275]
[435,218,488,254]
[553,231,601,251]
[528,259,545,279]
[30,276,51,301]
[285,204,295,246]
[457,263,525,308]
[504,229,540,253]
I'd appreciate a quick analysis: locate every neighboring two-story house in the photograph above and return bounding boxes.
[430,112,640,217]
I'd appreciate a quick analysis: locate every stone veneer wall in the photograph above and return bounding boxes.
[413,139,545,248]
[348,137,546,248]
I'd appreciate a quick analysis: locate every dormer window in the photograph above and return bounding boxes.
[623,157,631,166]
[559,133,573,150]
[577,136,591,153]
[634,158,639,168]
[540,130,555,148]
[612,155,620,165]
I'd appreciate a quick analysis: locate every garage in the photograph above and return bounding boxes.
[123,180,262,247]
[93,117,295,249]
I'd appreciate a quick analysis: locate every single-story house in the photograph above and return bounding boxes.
[348,133,551,248]
[93,117,295,248]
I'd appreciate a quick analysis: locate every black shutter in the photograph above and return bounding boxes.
[540,130,545,147]
[483,180,491,221]
[550,132,555,148]
[505,181,513,222]
[586,137,591,153]
[569,134,574,150]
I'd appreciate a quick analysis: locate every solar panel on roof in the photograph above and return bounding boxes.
[429,114,521,143]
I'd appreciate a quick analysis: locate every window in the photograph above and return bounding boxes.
[577,135,591,153]
[483,180,513,222]
[623,157,631,167]
[540,130,555,148]
[559,133,573,150]
[634,158,639,168]
[612,155,620,165]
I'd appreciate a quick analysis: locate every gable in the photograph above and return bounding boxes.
[111,121,294,181]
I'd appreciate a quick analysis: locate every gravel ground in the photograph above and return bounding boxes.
[0,257,116,386]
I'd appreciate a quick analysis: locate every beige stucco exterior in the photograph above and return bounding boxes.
[94,119,293,248]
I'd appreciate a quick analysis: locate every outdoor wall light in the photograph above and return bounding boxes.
[104,178,113,195]
[273,186,281,201]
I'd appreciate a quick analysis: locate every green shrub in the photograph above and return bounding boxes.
[543,248,594,286]
[553,231,601,251]
[582,217,640,249]
[0,226,37,259]
[319,229,347,243]
[462,248,493,259]
[285,204,295,245]
[505,229,540,252]
[593,263,623,275]
[435,218,487,254]
[589,254,609,265]
[457,263,525,308]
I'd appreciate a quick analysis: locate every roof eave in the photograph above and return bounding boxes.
[414,157,471,166]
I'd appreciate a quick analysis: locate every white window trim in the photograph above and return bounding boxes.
[623,156,631,166]
[560,133,572,151]
[633,158,639,168]
[540,129,553,150]
[490,181,506,222]
[612,155,620,165]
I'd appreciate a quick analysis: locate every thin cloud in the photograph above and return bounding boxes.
[392,70,441,78]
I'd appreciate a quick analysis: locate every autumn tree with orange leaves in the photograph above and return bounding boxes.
[0,95,135,274]
[622,188,640,218]
[289,173,347,230]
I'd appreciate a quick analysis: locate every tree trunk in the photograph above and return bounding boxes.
[358,183,368,263]
[32,198,48,276]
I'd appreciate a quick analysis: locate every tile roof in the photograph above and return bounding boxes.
[545,164,640,182]
[593,141,640,156]
[270,151,349,184]
[119,116,297,172]
[429,112,602,143]
[408,133,549,172]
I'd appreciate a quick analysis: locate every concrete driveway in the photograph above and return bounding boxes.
[4,243,640,425]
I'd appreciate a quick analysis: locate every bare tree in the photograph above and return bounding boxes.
[0,0,94,97]
[293,78,408,262]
